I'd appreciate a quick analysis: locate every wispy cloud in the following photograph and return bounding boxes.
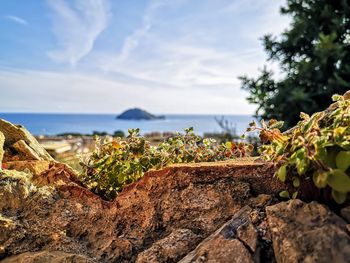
[4,15,28,25]
[117,0,171,62]
[46,0,110,66]
[98,0,289,89]
[0,0,290,115]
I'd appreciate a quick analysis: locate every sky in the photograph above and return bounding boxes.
[0,0,290,114]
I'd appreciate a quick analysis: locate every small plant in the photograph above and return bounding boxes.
[81,127,253,200]
[248,93,350,204]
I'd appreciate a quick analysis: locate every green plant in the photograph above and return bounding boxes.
[248,92,350,204]
[240,0,350,129]
[81,127,253,200]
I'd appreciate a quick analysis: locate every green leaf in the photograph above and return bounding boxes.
[270,120,284,129]
[322,148,338,168]
[276,165,287,182]
[332,94,342,102]
[248,121,256,127]
[296,158,309,175]
[327,169,350,193]
[300,112,310,120]
[292,191,298,199]
[293,177,300,188]
[336,151,350,171]
[331,189,347,204]
[279,190,290,199]
[312,171,328,188]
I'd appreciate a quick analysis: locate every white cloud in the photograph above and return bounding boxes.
[0,68,255,114]
[4,15,28,25]
[46,0,110,66]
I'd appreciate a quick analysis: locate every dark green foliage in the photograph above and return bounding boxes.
[81,127,253,200]
[113,130,125,138]
[92,131,108,136]
[249,93,350,204]
[240,0,350,128]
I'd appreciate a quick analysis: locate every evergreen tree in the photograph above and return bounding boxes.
[240,0,350,128]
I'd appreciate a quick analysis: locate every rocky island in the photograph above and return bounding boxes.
[117,108,165,120]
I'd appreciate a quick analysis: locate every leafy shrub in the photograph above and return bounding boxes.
[248,92,350,204]
[81,127,253,200]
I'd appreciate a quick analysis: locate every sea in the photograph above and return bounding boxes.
[0,113,255,136]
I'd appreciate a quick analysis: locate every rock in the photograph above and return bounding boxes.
[0,131,4,165]
[3,160,51,177]
[341,206,350,223]
[179,207,257,263]
[136,229,201,263]
[266,199,350,263]
[0,159,280,262]
[1,251,95,263]
[12,140,42,160]
[0,119,53,161]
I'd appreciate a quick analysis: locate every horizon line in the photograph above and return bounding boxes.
[0,112,253,116]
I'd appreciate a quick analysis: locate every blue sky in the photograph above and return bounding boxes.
[0,0,289,114]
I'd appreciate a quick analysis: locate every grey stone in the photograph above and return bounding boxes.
[266,199,350,263]
[179,207,256,263]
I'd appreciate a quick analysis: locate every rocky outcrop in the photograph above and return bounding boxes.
[1,120,350,263]
[0,119,53,161]
[0,156,284,262]
[266,200,350,263]
[1,159,350,263]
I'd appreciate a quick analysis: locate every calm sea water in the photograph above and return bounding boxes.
[0,113,254,136]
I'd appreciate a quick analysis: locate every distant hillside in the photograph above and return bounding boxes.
[116,108,165,120]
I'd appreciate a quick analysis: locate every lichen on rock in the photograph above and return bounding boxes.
[0,119,53,162]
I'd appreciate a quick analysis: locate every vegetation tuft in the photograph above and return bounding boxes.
[80,127,252,200]
[248,92,350,204]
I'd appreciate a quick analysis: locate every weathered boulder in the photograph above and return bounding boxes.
[0,119,53,161]
[1,251,94,263]
[0,131,4,165]
[266,200,350,263]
